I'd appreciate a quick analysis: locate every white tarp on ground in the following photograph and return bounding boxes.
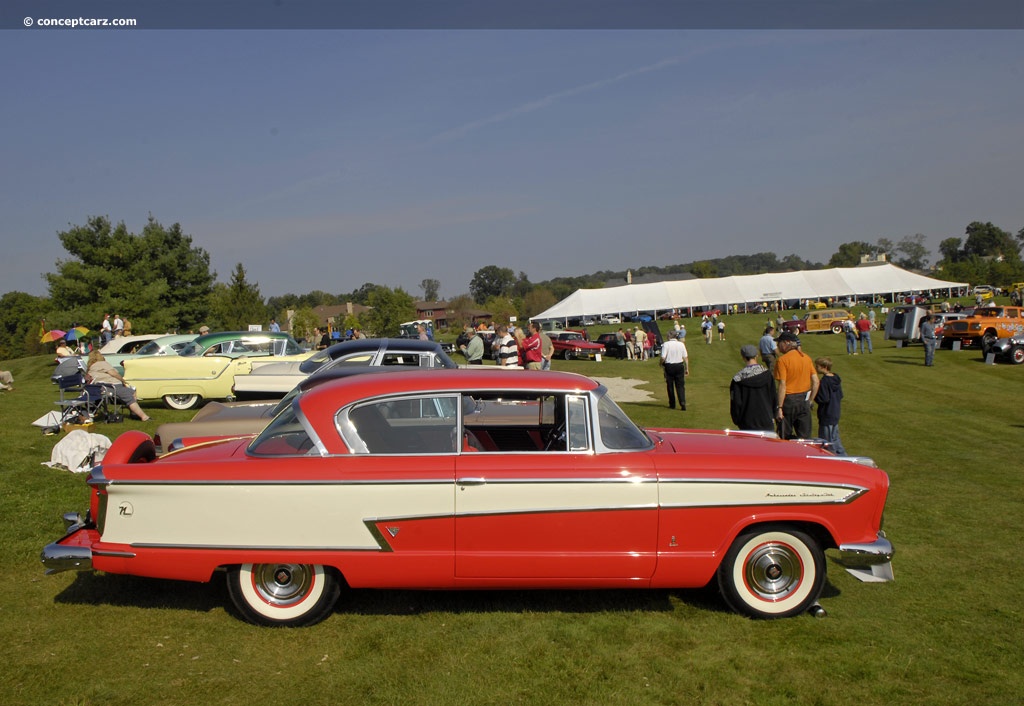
[533,264,968,320]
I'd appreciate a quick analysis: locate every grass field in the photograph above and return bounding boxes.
[2,310,1021,706]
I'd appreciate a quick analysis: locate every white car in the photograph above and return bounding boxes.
[600,315,621,324]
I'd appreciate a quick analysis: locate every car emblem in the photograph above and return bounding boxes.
[386,526,400,538]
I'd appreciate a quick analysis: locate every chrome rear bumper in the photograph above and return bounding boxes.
[40,512,93,575]
[836,532,894,583]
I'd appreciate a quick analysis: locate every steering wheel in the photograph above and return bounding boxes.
[544,421,566,451]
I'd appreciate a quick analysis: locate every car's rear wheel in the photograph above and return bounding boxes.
[718,526,825,619]
[1010,345,1024,365]
[227,563,340,627]
[830,324,843,334]
[163,393,201,410]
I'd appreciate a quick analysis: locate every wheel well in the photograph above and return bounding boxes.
[731,520,837,552]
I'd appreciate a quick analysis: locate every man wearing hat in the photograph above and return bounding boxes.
[659,329,689,410]
[199,325,210,335]
[773,331,819,439]
[730,344,776,432]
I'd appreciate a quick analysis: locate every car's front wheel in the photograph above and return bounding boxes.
[981,330,998,353]
[163,393,201,410]
[831,324,843,334]
[562,350,574,361]
[1010,345,1024,365]
[718,526,825,619]
[227,563,340,627]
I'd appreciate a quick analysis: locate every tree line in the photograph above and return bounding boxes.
[2,216,1022,360]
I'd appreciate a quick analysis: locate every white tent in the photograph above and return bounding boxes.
[533,264,967,321]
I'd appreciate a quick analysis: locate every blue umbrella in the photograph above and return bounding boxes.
[65,326,90,342]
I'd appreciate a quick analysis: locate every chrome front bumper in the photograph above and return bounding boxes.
[40,512,93,575]
[836,532,895,583]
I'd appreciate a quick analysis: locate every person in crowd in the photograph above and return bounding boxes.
[758,325,777,370]
[623,327,634,360]
[84,350,151,422]
[54,338,75,360]
[844,317,858,354]
[615,328,626,359]
[122,317,132,336]
[855,313,873,354]
[659,330,689,410]
[701,318,713,344]
[460,327,484,364]
[494,325,518,367]
[199,325,210,335]
[717,319,726,341]
[676,323,686,341]
[868,309,877,330]
[112,314,124,338]
[351,327,366,340]
[773,331,819,440]
[269,318,281,332]
[813,356,846,455]
[417,324,429,341]
[634,326,648,360]
[729,344,776,432]
[540,326,554,370]
[100,314,112,344]
[523,323,543,370]
[920,314,938,367]
[0,369,13,391]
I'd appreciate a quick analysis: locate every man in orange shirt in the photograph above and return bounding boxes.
[773,331,819,439]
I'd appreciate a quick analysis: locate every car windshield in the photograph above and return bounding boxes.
[594,388,654,450]
[561,333,584,341]
[248,402,318,456]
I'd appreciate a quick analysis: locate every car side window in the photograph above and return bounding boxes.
[340,394,459,455]
[381,352,422,367]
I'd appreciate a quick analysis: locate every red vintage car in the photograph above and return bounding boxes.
[550,331,606,360]
[42,370,893,626]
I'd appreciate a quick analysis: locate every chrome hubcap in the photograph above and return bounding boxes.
[251,564,314,607]
[744,543,802,600]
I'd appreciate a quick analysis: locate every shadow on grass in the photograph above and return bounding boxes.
[54,572,842,620]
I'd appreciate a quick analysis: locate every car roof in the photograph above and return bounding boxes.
[300,369,600,409]
[322,337,449,359]
[98,334,162,353]
[191,331,296,345]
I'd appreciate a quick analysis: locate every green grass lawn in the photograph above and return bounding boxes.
[2,311,1022,706]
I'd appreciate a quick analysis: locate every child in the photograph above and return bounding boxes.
[813,357,846,455]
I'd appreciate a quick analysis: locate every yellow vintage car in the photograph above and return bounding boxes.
[123,331,309,409]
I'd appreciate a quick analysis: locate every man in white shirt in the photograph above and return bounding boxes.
[660,330,689,410]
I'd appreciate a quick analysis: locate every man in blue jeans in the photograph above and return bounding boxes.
[855,313,873,354]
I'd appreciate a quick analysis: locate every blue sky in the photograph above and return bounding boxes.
[2,30,1022,300]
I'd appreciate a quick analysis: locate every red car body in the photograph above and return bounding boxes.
[43,370,893,626]
[549,332,605,360]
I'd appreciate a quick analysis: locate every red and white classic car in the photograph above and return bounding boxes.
[42,370,893,626]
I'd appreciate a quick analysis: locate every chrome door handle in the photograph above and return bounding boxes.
[457,477,486,486]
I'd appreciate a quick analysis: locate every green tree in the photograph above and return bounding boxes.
[483,296,518,325]
[364,286,415,337]
[209,263,267,331]
[445,293,478,330]
[44,215,215,334]
[0,291,49,359]
[290,306,321,345]
[894,234,930,270]
[689,261,716,278]
[938,237,962,264]
[470,265,515,304]
[522,287,557,319]
[420,278,441,301]
[963,221,1020,261]
[827,241,874,268]
[876,238,895,258]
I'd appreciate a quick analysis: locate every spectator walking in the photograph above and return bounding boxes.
[730,344,776,432]
[269,319,281,332]
[659,330,689,410]
[773,331,819,439]
[494,325,518,367]
[813,357,846,455]
[920,314,938,366]
[717,319,726,341]
[634,327,648,360]
[759,325,777,370]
